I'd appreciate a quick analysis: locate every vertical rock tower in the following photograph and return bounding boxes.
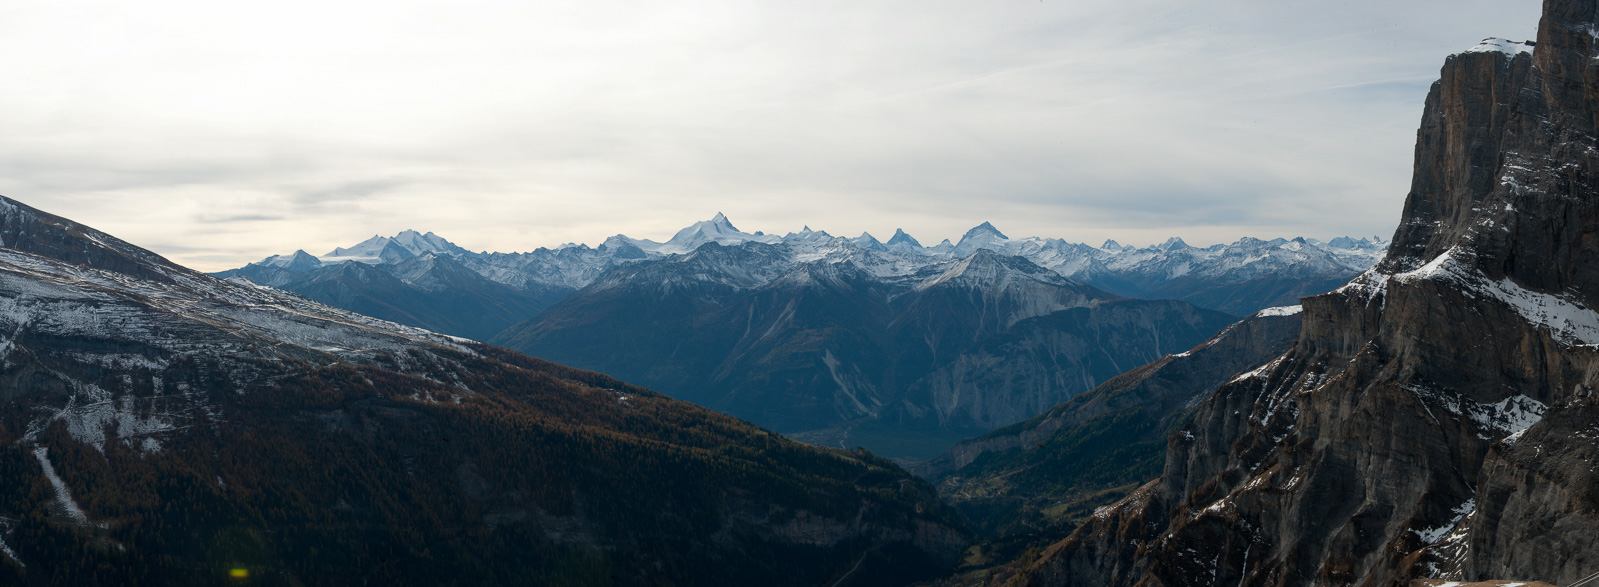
[1018,1,1599,585]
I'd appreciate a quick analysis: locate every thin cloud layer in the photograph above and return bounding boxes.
[0,0,1541,271]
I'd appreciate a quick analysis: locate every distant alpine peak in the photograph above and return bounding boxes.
[918,247,1067,291]
[258,249,323,271]
[1159,237,1189,251]
[695,212,739,234]
[1325,235,1389,250]
[952,221,1011,256]
[850,232,886,251]
[887,228,922,248]
[656,212,781,255]
[318,230,472,264]
[1101,239,1124,251]
[963,221,1009,241]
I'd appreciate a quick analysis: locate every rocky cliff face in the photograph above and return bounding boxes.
[1010,2,1599,585]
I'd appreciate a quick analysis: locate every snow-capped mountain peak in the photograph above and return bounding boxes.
[391,229,474,257]
[258,249,323,272]
[324,234,387,259]
[655,213,779,255]
[887,229,922,249]
[963,221,1008,241]
[917,249,1068,291]
[953,222,1011,256]
[227,213,1391,319]
[850,232,887,251]
[320,230,472,264]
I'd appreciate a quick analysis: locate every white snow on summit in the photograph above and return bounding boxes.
[234,216,1390,311]
[652,212,781,255]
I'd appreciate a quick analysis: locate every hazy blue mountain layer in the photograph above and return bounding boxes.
[494,243,1240,460]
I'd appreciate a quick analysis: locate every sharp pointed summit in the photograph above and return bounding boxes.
[850,231,887,251]
[887,228,922,249]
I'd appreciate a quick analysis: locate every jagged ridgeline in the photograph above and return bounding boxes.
[0,196,968,586]
[218,211,1383,461]
[1007,1,1599,585]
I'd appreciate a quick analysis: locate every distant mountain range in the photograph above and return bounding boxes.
[215,218,1385,460]
[493,242,1239,460]
[219,215,1386,340]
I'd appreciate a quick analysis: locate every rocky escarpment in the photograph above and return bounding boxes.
[1009,2,1599,585]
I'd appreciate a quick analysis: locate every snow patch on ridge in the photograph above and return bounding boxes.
[1464,38,1534,56]
[1406,383,1547,440]
[49,384,178,453]
[1393,247,1599,346]
[1336,269,1390,306]
[32,447,89,525]
[1415,498,1475,545]
[1255,305,1302,317]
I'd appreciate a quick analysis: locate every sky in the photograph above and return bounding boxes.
[0,0,1543,272]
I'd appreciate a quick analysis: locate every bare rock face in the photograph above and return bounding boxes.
[1010,1,1599,585]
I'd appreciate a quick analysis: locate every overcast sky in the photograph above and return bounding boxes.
[0,0,1542,271]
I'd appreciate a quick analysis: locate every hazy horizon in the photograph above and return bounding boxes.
[0,0,1541,271]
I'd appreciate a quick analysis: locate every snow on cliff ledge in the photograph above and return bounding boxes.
[1464,37,1534,56]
